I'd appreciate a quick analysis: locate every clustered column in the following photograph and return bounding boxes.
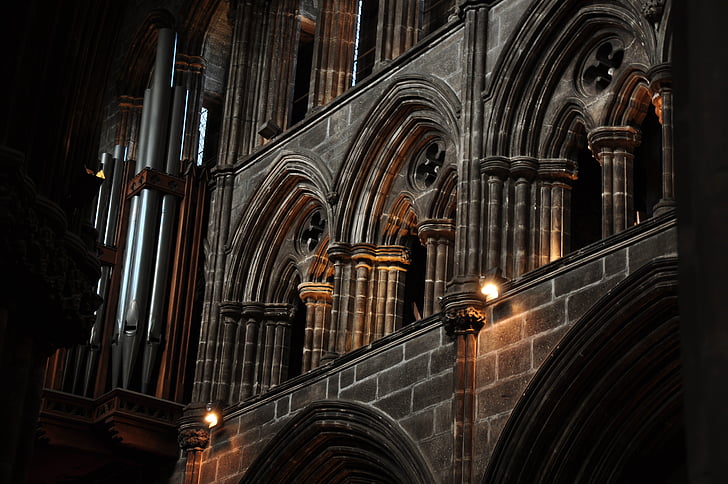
[418,219,455,317]
[324,243,411,359]
[649,63,676,216]
[588,126,642,237]
[298,282,333,372]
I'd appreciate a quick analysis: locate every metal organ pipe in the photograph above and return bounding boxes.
[116,27,177,390]
[112,87,150,388]
[142,85,187,393]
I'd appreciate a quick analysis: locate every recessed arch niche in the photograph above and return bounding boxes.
[240,401,436,484]
[483,257,685,483]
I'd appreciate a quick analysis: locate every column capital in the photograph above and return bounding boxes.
[264,303,295,322]
[240,301,265,320]
[375,245,411,266]
[587,126,641,157]
[418,219,455,243]
[178,401,211,451]
[440,285,487,338]
[510,156,539,180]
[481,156,510,178]
[298,282,334,302]
[538,158,578,182]
[327,242,352,262]
[351,243,377,262]
[219,301,242,323]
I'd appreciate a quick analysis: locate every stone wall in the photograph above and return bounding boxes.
[199,320,455,483]
[474,214,677,477]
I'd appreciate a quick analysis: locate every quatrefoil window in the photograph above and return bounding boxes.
[581,40,625,94]
[300,210,326,252]
[413,141,445,190]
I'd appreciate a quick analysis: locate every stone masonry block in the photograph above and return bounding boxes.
[497,341,532,379]
[200,458,217,483]
[628,228,677,274]
[373,387,412,420]
[430,342,456,375]
[356,346,403,381]
[493,281,553,323]
[339,366,355,389]
[420,432,453,481]
[434,402,452,434]
[477,353,496,387]
[554,258,604,297]
[477,374,532,417]
[413,371,453,412]
[566,280,614,324]
[339,374,377,402]
[290,378,327,410]
[480,315,523,354]
[405,329,441,360]
[217,449,243,479]
[275,395,290,419]
[327,374,340,399]
[401,408,435,441]
[377,353,428,396]
[523,298,566,337]
[604,248,628,277]
[533,326,570,368]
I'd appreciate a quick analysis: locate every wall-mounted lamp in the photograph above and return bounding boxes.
[204,401,223,429]
[480,268,506,302]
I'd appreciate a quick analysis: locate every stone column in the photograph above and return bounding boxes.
[441,291,487,484]
[177,403,210,484]
[481,157,509,272]
[213,301,241,403]
[649,64,676,216]
[309,0,358,108]
[326,243,352,360]
[267,304,293,387]
[232,302,263,400]
[351,244,376,350]
[378,246,410,334]
[511,157,538,277]
[588,126,641,237]
[298,282,334,371]
[418,219,456,317]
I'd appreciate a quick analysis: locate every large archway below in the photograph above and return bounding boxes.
[484,257,686,483]
[241,401,436,484]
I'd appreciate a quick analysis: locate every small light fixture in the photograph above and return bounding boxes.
[204,402,221,428]
[480,268,505,302]
[481,282,499,301]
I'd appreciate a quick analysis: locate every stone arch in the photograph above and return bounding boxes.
[335,74,460,243]
[483,257,684,483]
[241,401,436,484]
[226,152,333,302]
[484,0,657,159]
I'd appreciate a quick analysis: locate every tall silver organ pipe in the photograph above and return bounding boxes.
[112,87,151,387]
[104,144,127,246]
[141,85,188,392]
[119,27,177,389]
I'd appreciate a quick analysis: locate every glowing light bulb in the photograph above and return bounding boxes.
[481,282,499,301]
[204,411,219,428]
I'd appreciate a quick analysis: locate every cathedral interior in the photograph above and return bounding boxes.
[1,0,727,483]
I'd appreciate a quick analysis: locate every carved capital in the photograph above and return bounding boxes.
[178,427,210,452]
[587,126,641,161]
[443,306,487,337]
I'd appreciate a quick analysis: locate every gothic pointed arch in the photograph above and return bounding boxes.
[335,74,460,242]
[484,0,658,159]
[241,401,437,484]
[225,152,333,302]
[483,257,684,483]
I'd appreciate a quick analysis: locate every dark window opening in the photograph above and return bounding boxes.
[570,146,602,251]
[353,0,378,84]
[291,21,315,125]
[633,105,662,222]
[402,234,426,324]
